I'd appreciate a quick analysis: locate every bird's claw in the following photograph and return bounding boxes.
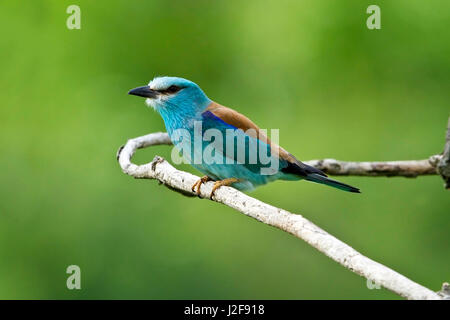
[209,178,240,200]
[191,176,212,196]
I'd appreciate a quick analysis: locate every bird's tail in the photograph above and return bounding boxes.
[305,173,360,193]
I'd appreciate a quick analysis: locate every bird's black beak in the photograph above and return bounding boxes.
[128,86,158,98]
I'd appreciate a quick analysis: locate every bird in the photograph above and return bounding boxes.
[128,76,360,198]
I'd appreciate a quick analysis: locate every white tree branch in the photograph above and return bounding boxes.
[437,117,450,188]
[305,158,439,177]
[117,131,447,300]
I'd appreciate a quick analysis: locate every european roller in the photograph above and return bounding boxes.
[129,76,360,198]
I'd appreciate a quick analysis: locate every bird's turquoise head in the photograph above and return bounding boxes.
[128,76,211,117]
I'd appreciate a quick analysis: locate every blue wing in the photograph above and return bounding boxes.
[199,110,287,176]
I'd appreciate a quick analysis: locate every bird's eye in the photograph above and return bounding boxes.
[166,85,181,94]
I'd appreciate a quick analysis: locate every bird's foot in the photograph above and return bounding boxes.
[191,176,212,196]
[210,178,240,200]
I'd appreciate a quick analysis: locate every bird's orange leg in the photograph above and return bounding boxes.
[191,176,212,196]
[210,178,240,199]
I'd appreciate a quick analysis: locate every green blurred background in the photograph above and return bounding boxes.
[0,0,448,299]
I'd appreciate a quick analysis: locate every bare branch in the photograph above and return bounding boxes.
[117,131,444,300]
[437,117,450,188]
[305,158,439,177]
[117,131,444,178]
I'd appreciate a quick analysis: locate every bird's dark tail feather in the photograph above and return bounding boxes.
[305,173,360,193]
